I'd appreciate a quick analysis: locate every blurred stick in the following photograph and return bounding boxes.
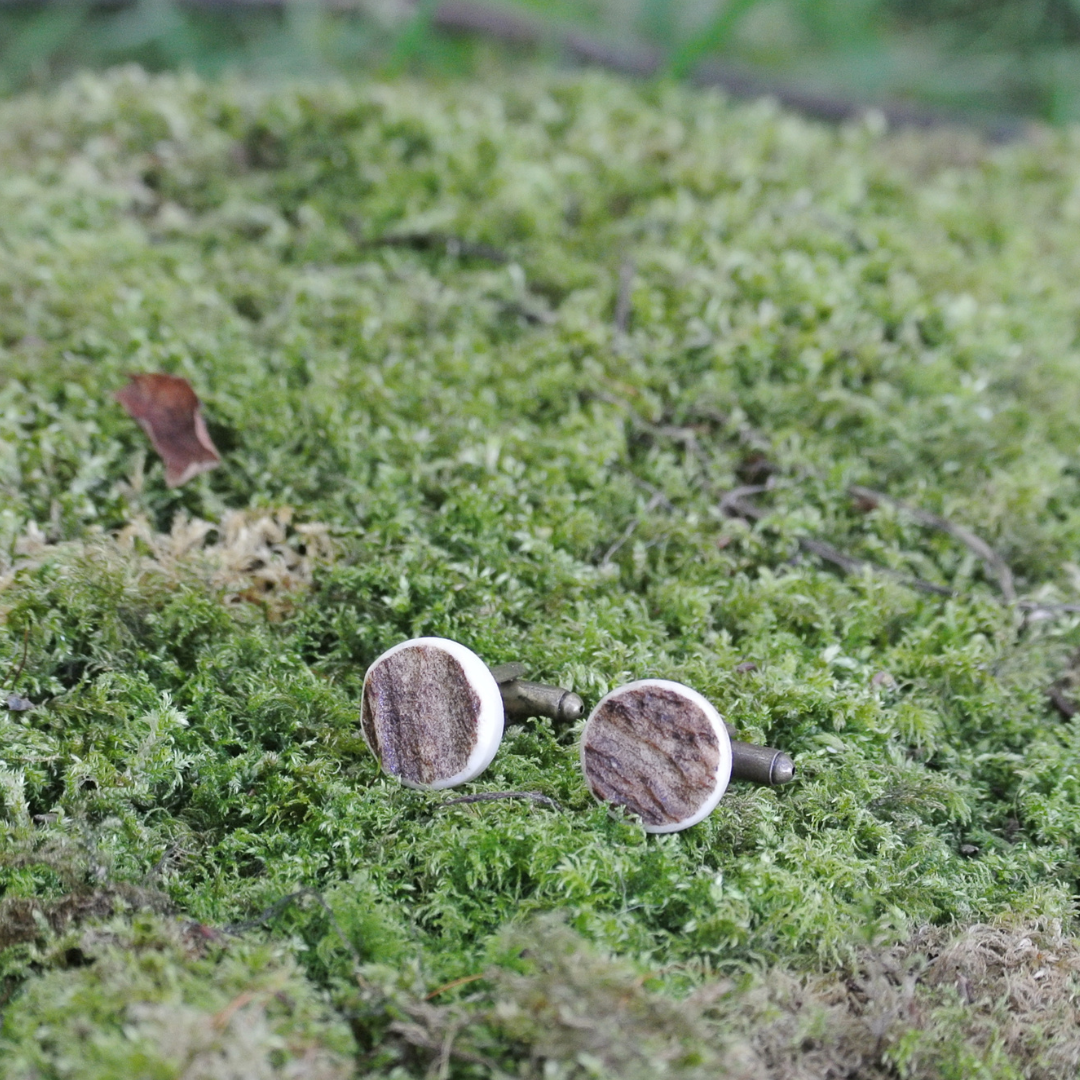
[430,2,1024,137]
[3,626,29,690]
[602,488,664,565]
[368,231,508,263]
[614,258,634,335]
[849,485,1016,602]
[0,0,1028,138]
[1048,682,1077,719]
[721,488,953,596]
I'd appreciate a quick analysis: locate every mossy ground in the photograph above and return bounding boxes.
[2,68,1080,1077]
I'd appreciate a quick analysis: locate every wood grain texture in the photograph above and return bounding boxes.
[582,684,720,827]
[362,643,480,787]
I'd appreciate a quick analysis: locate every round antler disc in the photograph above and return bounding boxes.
[361,637,504,790]
[580,679,733,833]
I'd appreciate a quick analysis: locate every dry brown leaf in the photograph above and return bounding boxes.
[115,373,221,487]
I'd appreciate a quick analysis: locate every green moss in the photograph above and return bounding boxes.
[1,912,355,1080]
[3,67,1080,1074]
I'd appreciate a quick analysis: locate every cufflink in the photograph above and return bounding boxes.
[361,637,504,790]
[360,638,583,790]
[579,679,794,833]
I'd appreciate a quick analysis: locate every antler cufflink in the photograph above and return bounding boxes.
[361,638,505,790]
[580,679,795,833]
[361,638,582,790]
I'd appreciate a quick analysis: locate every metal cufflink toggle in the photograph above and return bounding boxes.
[488,661,585,724]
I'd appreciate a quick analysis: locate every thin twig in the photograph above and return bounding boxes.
[439,790,561,810]
[499,299,556,326]
[224,889,312,934]
[797,535,868,576]
[849,485,1016,602]
[145,842,183,884]
[602,490,664,564]
[718,483,772,517]
[224,887,363,977]
[721,491,954,597]
[631,476,676,511]
[4,626,30,690]
[213,990,256,1031]
[368,231,508,263]
[425,973,488,1000]
[614,258,634,335]
[601,518,641,565]
[595,390,709,455]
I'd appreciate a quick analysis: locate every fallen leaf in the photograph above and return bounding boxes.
[115,373,221,487]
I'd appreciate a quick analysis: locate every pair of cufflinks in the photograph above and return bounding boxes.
[360,637,795,834]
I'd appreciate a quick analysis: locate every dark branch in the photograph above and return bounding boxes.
[430,1,1025,137]
[4,626,30,691]
[0,0,1029,138]
[1048,683,1078,720]
[367,231,508,263]
[849,485,1016,602]
[721,491,954,596]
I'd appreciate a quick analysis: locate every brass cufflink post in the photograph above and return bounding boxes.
[488,662,585,724]
[725,723,796,787]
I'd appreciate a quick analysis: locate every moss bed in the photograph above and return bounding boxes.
[3,68,1080,1077]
